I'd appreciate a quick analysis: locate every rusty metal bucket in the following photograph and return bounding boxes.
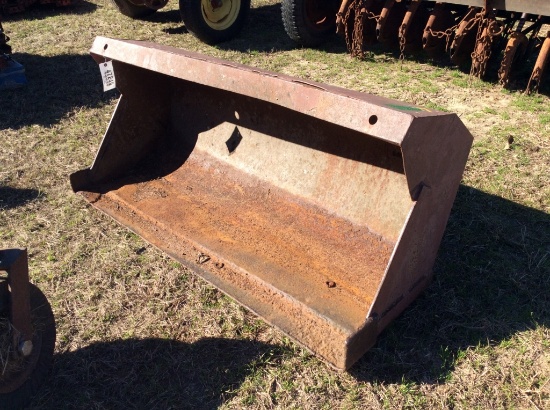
[71,36,473,370]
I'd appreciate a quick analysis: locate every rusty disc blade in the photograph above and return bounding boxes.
[498,31,528,87]
[526,34,550,94]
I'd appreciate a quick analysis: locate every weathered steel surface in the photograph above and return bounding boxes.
[527,33,550,94]
[470,12,504,79]
[450,7,481,64]
[0,248,38,395]
[72,36,473,369]
[498,31,528,86]
[377,0,407,45]
[425,0,550,16]
[422,2,456,57]
[344,1,549,93]
[0,249,33,345]
[399,0,430,53]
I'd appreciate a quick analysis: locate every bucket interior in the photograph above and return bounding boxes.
[79,68,415,333]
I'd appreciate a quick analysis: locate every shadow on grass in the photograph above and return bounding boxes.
[213,3,298,53]
[1,1,97,22]
[146,8,183,24]
[0,53,117,130]
[19,187,549,407]
[32,337,276,409]
[351,185,549,383]
[209,3,347,55]
[0,186,42,209]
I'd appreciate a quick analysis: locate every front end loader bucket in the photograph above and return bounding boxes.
[71,37,473,370]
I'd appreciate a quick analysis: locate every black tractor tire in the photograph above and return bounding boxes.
[0,283,56,410]
[110,0,157,19]
[180,0,251,45]
[282,0,340,47]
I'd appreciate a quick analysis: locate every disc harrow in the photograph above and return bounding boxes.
[340,0,550,93]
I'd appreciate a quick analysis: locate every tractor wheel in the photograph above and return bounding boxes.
[180,0,251,45]
[282,0,339,47]
[110,0,157,19]
[0,282,56,410]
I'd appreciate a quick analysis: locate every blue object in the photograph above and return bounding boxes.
[0,56,27,90]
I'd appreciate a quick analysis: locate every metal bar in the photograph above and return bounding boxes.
[422,0,550,16]
[88,37,447,148]
[0,248,33,344]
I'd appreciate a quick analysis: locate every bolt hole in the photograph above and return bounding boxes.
[103,44,108,51]
[369,115,378,125]
[235,111,240,120]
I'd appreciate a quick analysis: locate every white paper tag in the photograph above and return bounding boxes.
[99,61,116,91]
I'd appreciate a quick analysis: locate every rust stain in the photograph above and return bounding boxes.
[100,149,394,330]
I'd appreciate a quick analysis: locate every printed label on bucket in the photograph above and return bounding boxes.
[99,61,116,91]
